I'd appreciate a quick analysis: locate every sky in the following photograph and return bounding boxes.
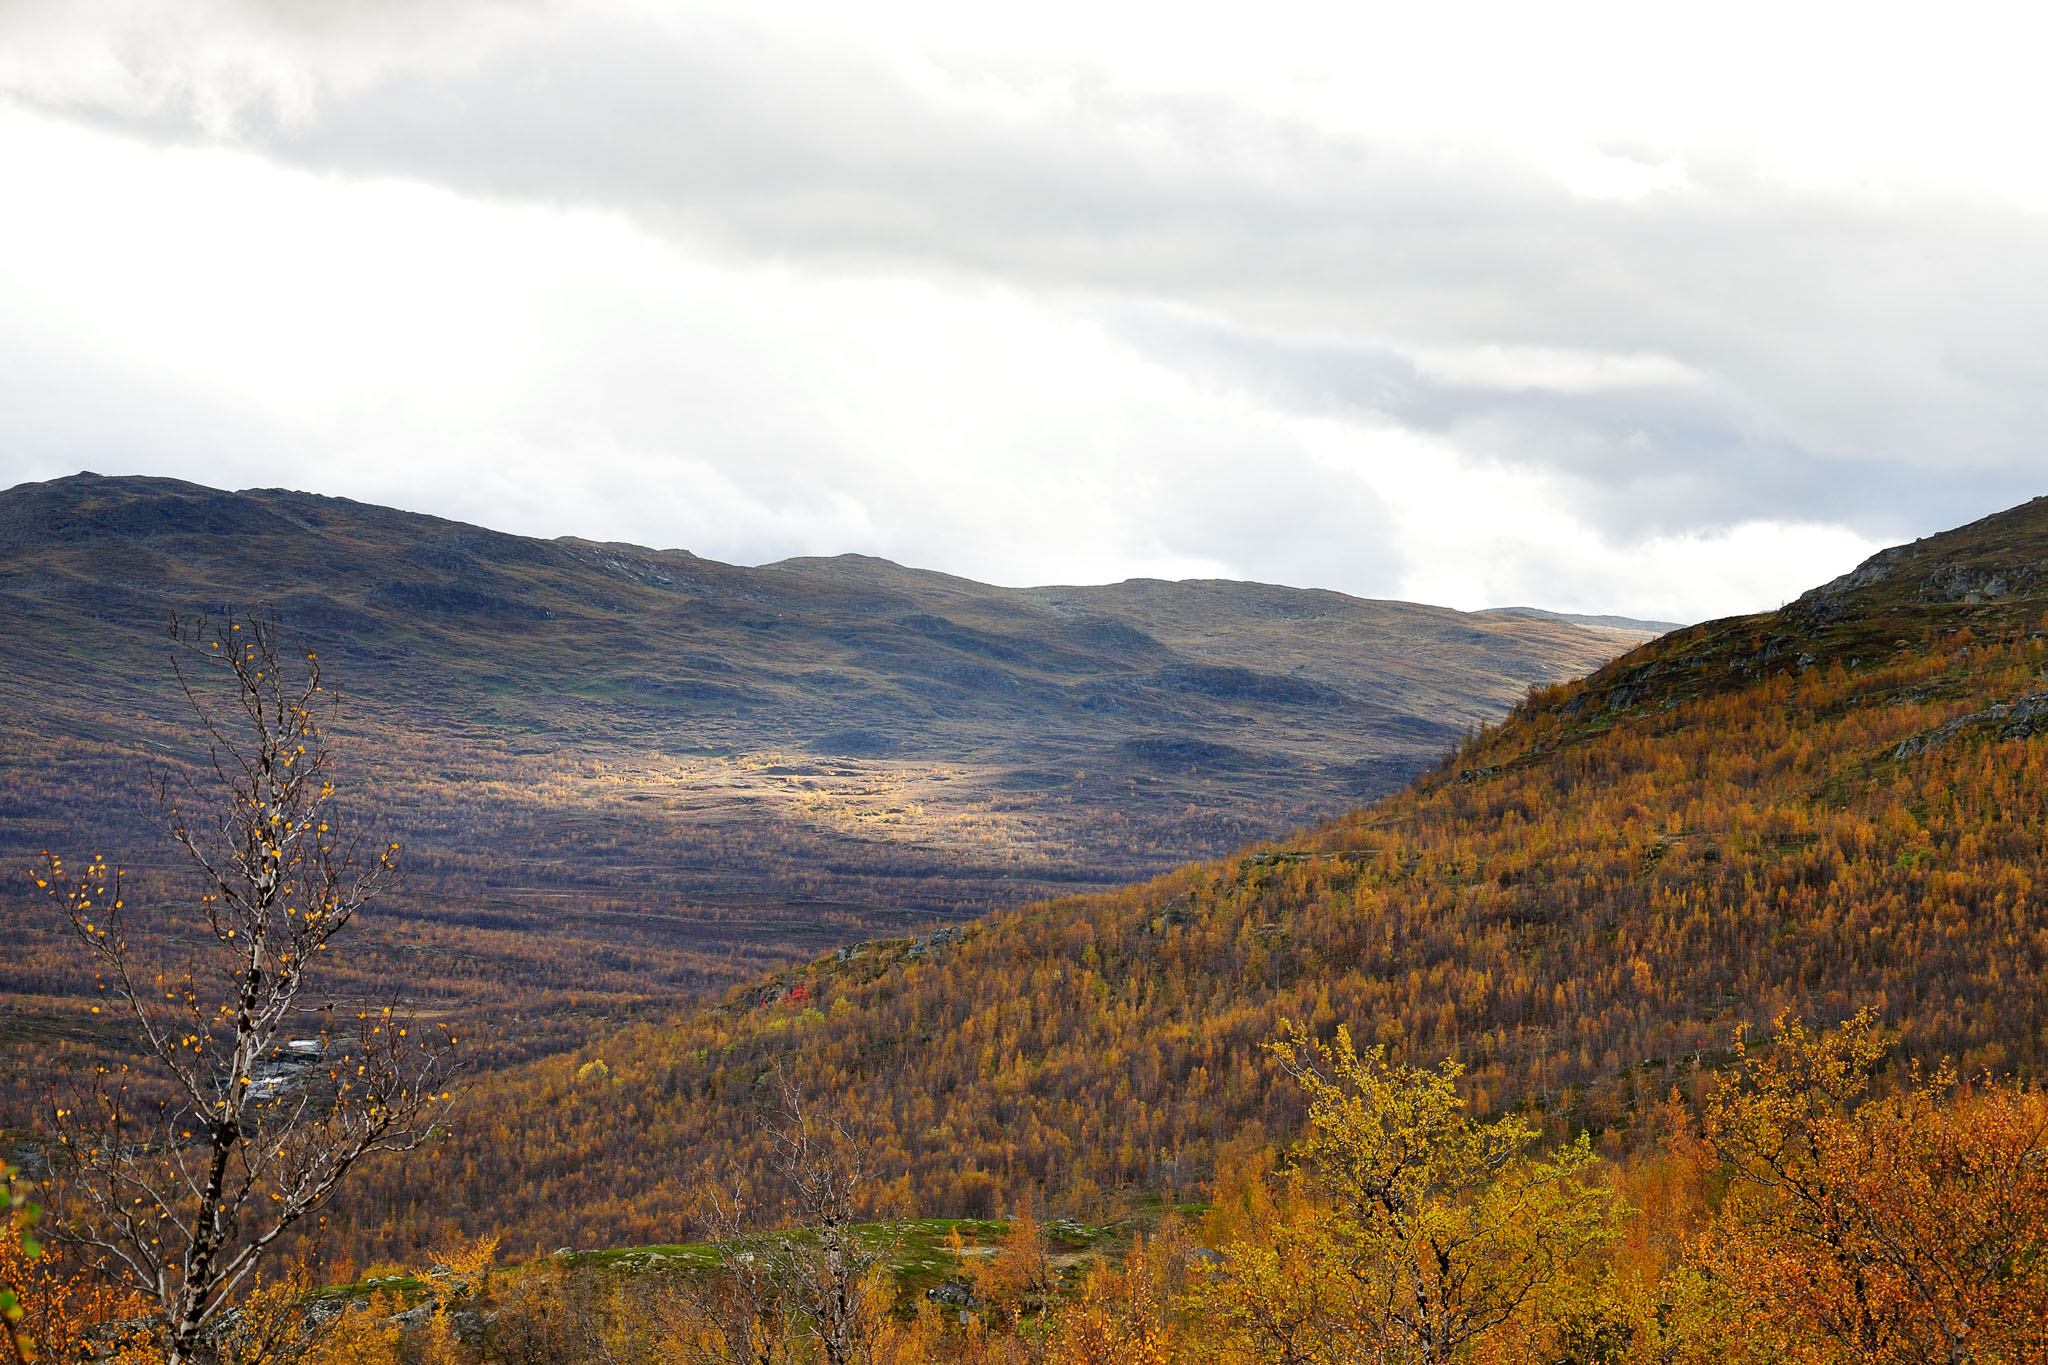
[5,2,2048,622]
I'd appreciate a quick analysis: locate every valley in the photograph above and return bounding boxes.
[305,495,2048,1262]
[0,472,1649,1089]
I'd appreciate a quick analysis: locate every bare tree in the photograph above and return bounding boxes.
[763,1075,893,1365]
[35,612,456,1365]
[650,1183,800,1365]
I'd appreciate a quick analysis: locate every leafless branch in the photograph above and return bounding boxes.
[37,610,458,1365]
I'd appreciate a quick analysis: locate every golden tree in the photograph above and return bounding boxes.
[1194,1021,1622,1364]
[1047,1238,1179,1365]
[1,1160,155,1365]
[35,613,455,1365]
[1701,1010,2048,1364]
[973,1208,1057,1334]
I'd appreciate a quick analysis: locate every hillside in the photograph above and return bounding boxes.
[0,472,1644,1082]
[1476,605,1687,633]
[318,494,2048,1260]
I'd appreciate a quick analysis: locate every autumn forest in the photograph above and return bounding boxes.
[9,482,2048,1363]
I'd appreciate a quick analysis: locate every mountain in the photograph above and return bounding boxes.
[316,494,2048,1258]
[0,472,1642,1069]
[1477,605,1687,634]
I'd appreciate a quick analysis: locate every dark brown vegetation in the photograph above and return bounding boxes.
[0,472,1644,1114]
[301,494,2048,1267]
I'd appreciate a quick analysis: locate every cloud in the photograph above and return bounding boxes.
[2,1,2045,620]
[0,106,1402,595]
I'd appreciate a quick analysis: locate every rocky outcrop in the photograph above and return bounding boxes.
[906,926,961,959]
[1894,690,2048,759]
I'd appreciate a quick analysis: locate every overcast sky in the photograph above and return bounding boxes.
[5,1,2048,621]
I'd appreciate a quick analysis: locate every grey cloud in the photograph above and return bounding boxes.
[21,6,2048,544]
[1113,309,2029,541]
[1147,447,1403,596]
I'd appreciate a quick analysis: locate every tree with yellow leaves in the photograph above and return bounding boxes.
[34,612,457,1365]
[1047,1237,1180,1365]
[1193,1021,1622,1364]
[1699,1009,2048,1364]
[972,1209,1057,1335]
[1,1160,154,1365]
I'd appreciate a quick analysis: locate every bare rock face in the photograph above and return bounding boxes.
[1794,496,2048,627]
[1894,689,2048,759]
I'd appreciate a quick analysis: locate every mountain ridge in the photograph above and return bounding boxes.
[1477,605,1686,634]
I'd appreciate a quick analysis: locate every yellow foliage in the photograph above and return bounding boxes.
[0,1215,153,1365]
[425,1234,500,1300]
[1048,1241,1178,1365]
[1698,1012,2048,1364]
[1192,1021,1623,1363]
[973,1210,1056,1330]
[302,1300,402,1365]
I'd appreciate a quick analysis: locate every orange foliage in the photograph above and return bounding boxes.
[311,598,2048,1261]
[0,1228,152,1364]
[1701,1012,2048,1363]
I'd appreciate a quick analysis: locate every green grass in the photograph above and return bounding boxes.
[319,1212,1160,1306]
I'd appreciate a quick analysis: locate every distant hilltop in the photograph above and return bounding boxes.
[1478,604,1687,634]
[0,470,1654,1016]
